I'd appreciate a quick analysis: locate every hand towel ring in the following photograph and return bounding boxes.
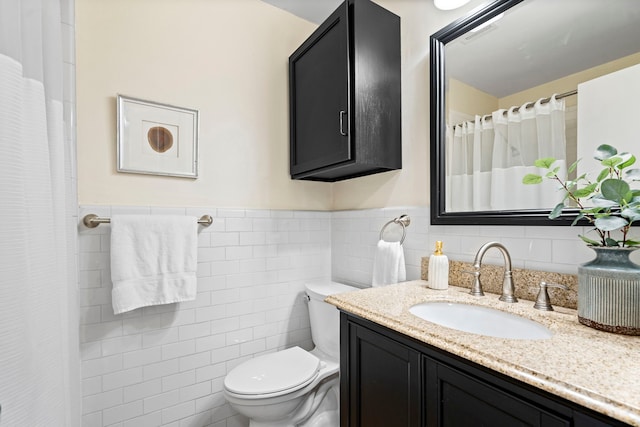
[379,214,411,245]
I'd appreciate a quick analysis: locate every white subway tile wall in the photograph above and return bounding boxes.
[331,207,612,285]
[79,205,623,426]
[78,206,331,427]
[331,207,430,285]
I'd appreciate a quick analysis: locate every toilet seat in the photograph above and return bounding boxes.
[224,347,321,398]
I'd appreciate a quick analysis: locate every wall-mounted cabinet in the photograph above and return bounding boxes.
[289,0,401,181]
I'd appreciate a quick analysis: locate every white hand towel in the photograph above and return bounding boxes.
[110,215,198,314]
[371,240,406,287]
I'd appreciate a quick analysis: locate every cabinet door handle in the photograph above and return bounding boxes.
[339,110,348,136]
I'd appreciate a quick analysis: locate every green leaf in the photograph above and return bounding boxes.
[626,168,640,181]
[601,179,631,203]
[602,156,623,168]
[581,206,605,214]
[623,239,640,247]
[548,203,564,219]
[590,195,618,208]
[522,174,543,185]
[617,153,636,170]
[534,158,556,169]
[594,144,617,161]
[568,159,580,174]
[605,238,620,247]
[595,216,628,232]
[571,212,585,226]
[596,167,610,183]
[621,207,640,222]
[573,183,598,198]
[579,235,602,246]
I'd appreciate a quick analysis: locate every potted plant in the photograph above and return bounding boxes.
[523,144,640,335]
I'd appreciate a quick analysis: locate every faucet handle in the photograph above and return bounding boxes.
[533,281,568,311]
[463,268,484,297]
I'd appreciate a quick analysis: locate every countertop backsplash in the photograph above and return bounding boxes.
[422,258,578,310]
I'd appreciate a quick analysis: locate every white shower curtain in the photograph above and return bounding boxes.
[472,116,494,211]
[447,95,567,211]
[446,120,474,212]
[0,1,76,425]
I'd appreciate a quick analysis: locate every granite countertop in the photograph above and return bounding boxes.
[326,280,640,426]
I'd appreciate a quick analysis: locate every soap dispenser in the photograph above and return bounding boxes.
[428,241,449,290]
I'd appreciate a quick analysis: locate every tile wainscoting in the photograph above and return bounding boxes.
[78,204,617,426]
[78,206,331,427]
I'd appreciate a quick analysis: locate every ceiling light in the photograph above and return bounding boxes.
[433,0,471,11]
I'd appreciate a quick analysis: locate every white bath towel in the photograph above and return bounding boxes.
[110,215,198,314]
[371,240,406,287]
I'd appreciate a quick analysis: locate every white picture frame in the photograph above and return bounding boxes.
[117,95,199,178]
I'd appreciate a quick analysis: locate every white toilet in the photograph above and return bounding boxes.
[223,281,357,427]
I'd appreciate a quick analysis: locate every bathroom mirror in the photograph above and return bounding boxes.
[430,0,640,225]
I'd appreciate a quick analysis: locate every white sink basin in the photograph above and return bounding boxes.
[409,302,552,340]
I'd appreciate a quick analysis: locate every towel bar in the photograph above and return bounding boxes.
[82,214,213,228]
[379,214,410,245]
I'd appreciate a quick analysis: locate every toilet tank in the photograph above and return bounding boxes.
[305,281,357,360]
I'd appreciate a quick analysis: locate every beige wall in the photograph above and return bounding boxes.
[448,78,498,120]
[76,0,487,210]
[77,0,332,209]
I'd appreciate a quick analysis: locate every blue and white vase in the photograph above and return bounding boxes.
[578,246,640,335]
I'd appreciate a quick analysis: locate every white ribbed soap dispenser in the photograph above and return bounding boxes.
[427,241,449,290]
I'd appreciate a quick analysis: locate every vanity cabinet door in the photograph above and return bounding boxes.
[341,315,422,427]
[289,0,401,181]
[425,356,570,427]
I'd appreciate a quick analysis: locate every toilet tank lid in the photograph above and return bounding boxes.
[305,281,357,301]
[224,347,320,396]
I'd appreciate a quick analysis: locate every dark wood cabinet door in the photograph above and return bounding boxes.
[342,318,422,427]
[289,4,350,177]
[425,356,570,427]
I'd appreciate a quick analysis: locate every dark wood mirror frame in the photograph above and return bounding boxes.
[429,0,583,226]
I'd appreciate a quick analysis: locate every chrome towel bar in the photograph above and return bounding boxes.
[82,214,213,228]
[379,214,410,245]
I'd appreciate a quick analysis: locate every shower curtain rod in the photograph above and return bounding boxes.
[507,88,577,114]
[452,89,577,127]
[483,89,577,121]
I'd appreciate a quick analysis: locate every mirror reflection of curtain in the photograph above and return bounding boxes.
[447,95,567,212]
[472,116,494,211]
[447,121,474,211]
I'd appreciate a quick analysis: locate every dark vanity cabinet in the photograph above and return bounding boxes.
[288,0,401,181]
[340,313,628,427]
[343,315,422,426]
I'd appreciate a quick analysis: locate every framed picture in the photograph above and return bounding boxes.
[117,95,199,178]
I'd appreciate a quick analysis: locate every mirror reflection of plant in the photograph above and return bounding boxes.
[523,144,640,247]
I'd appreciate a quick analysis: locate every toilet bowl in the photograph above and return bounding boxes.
[223,281,356,427]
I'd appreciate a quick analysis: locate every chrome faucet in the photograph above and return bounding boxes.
[470,242,517,303]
